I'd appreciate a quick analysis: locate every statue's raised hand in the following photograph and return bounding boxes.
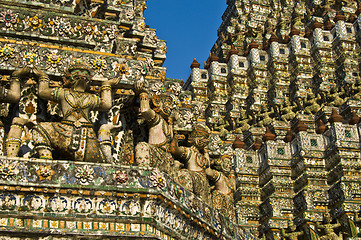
[134,78,148,94]
[205,167,217,178]
[12,66,31,79]
[32,66,48,79]
[102,77,120,86]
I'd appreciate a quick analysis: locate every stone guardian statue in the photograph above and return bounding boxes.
[31,61,119,162]
[169,123,212,205]
[134,78,176,176]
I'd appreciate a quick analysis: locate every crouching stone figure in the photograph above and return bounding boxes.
[31,61,119,162]
[134,78,177,176]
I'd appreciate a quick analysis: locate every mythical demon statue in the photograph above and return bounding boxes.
[134,78,177,176]
[206,154,236,222]
[281,222,304,240]
[316,213,342,240]
[31,61,119,162]
[170,123,212,204]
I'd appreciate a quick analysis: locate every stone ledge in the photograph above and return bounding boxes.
[0,157,246,240]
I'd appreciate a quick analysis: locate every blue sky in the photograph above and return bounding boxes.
[144,0,227,81]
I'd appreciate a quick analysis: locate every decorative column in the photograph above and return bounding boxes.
[290,115,329,238]
[233,136,261,235]
[324,109,361,238]
[258,127,293,239]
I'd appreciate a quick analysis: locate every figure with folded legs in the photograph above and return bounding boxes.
[31,61,119,162]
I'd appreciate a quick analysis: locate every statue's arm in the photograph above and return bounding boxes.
[269,107,275,114]
[97,78,120,112]
[334,220,341,228]
[133,79,156,121]
[6,67,31,103]
[38,79,55,101]
[97,85,112,111]
[205,168,220,181]
[6,74,21,103]
[138,91,156,120]
[33,66,58,101]
[169,135,188,162]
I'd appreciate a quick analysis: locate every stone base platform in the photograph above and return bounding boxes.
[0,157,247,240]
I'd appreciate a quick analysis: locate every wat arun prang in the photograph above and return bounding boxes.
[0,0,361,239]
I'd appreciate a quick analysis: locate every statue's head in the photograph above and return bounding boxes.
[188,123,210,149]
[63,60,92,88]
[152,93,176,119]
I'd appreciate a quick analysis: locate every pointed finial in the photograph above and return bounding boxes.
[316,120,327,134]
[190,58,201,69]
[209,52,219,63]
[329,109,343,123]
[349,112,360,125]
[263,127,276,142]
[232,136,245,149]
[335,11,346,22]
[284,130,294,143]
[253,137,262,150]
[324,19,334,30]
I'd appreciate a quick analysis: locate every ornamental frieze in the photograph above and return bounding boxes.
[0,40,153,83]
[0,7,125,52]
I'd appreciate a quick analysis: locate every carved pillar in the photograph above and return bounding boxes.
[258,127,293,239]
[324,108,361,238]
[290,115,328,238]
[234,138,261,235]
